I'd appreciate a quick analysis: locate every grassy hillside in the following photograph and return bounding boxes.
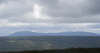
[1,48,100,53]
[0,36,100,51]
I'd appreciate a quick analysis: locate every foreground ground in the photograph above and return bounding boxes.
[1,48,100,53]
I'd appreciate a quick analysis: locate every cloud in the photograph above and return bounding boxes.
[0,0,100,35]
[0,0,33,20]
[1,0,100,23]
[34,0,100,23]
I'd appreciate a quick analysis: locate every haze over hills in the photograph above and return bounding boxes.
[10,31,99,36]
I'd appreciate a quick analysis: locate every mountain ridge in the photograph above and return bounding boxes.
[10,31,99,36]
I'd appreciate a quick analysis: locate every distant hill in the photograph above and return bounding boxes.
[10,31,99,36]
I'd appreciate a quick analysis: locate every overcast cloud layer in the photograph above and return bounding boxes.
[0,0,100,36]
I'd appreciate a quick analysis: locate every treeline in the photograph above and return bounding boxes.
[1,48,100,53]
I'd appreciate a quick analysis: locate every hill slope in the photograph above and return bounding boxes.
[0,36,100,51]
[10,31,99,36]
[1,48,100,53]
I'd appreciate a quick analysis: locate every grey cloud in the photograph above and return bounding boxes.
[34,0,100,23]
[0,0,7,3]
[0,0,100,35]
[1,0,100,23]
[88,0,100,15]
[90,24,100,28]
[0,0,33,19]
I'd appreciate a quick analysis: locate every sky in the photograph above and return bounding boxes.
[0,0,100,36]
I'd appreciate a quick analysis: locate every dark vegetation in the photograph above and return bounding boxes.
[1,48,100,53]
[0,36,100,51]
